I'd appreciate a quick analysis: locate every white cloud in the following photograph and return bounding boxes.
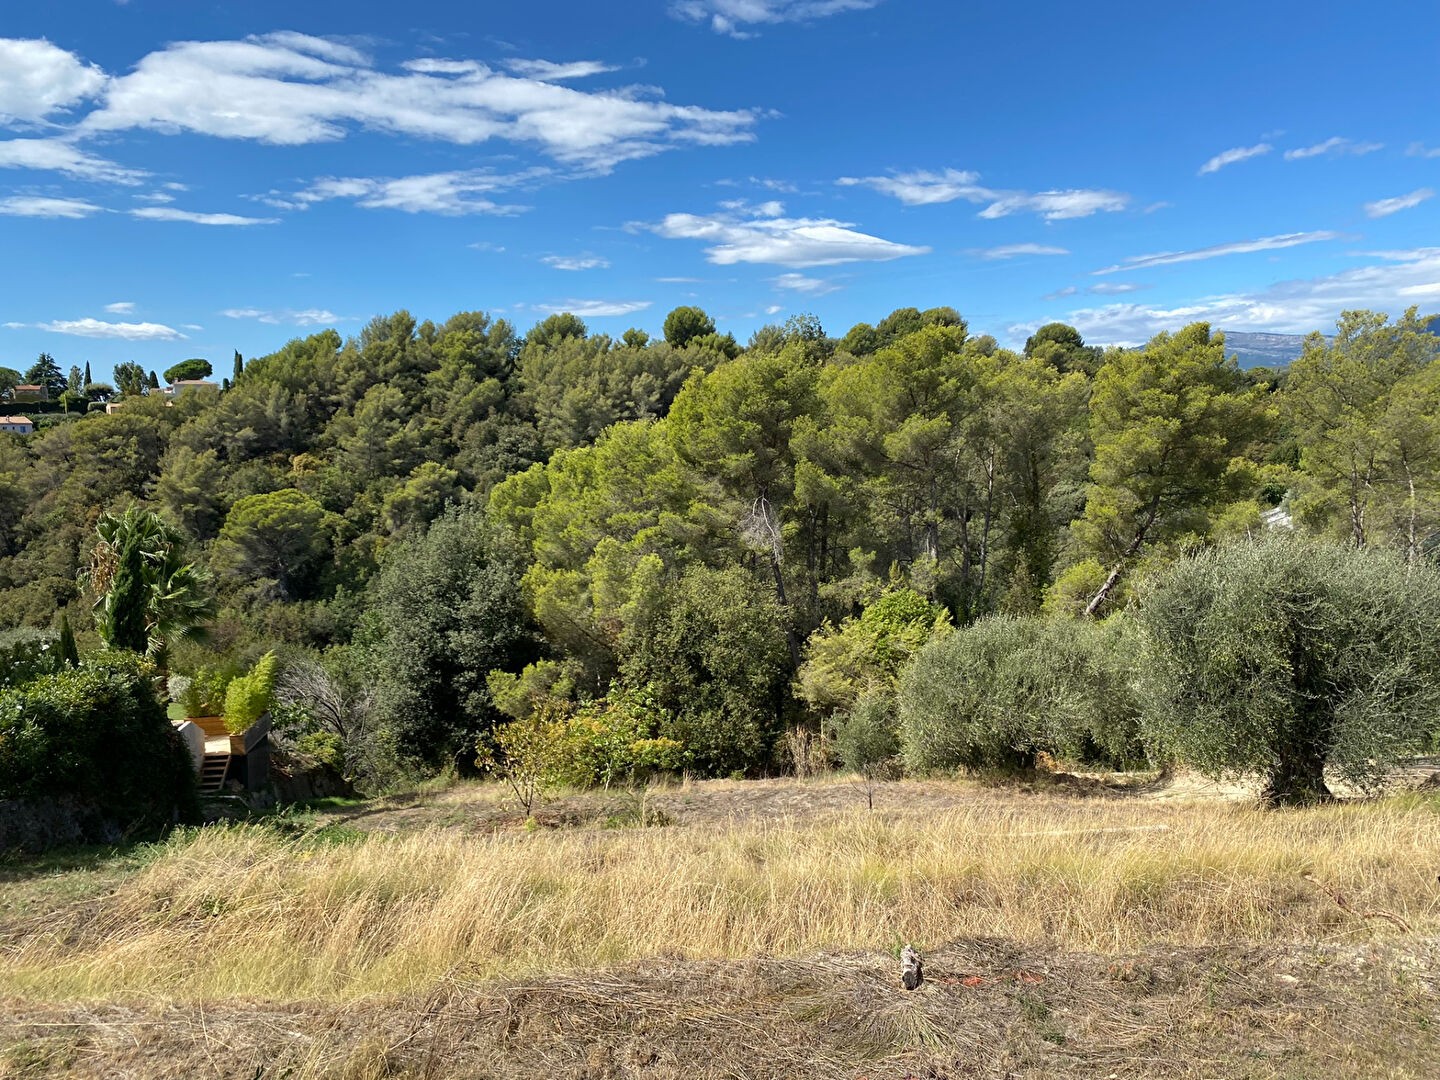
[0,138,145,183]
[220,307,338,325]
[772,272,841,294]
[265,169,539,215]
[1406,142,1440,159]
[1029,247,1440,346]
[1284,136,1383,160]
[837,168,1129,220]
[644,201,928,267]
[534,299,652,317]
[0,38,107,122]
[501,58,618,81]
[0,195,101,218]
[5,317,185,340]
[977,243,1069,259]
[671,0,881,37]
[541,254,610,270]
[1088,282,1144,295]
[77,34,757,171]
[1094,231,1341,274]
[103,301,135,314]
[131,206,277,225]
[1198,143,1272,175]
[1043,286,1078,301]
[1364,188,1434,218]
[469,240,506,252]
[764,304,784,315]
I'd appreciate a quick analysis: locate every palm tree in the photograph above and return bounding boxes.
[85,506,215,670]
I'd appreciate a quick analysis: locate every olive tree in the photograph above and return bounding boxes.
[1135,536,1440,806]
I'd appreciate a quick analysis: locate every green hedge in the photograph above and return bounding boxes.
[0,655,199,847]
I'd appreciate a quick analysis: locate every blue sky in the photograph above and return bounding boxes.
[3,0,1440,381]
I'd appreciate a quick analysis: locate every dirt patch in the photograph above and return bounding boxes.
[3,939,1435,1079]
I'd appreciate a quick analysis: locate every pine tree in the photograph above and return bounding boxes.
[147,370,160,390]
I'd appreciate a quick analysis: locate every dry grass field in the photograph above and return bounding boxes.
[2,772,1439,1078]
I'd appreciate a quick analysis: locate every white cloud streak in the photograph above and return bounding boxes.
[1198,143,1272,175]
[1284,136,1383,160]
[131,206,278,225]
[220,307,338,325]
[533,299,652,317]
[671,0,881,37]
[644,201,928,267]
[1364,188,1434,218]
[1093,231,1341,274]
[5,317,185,340]
[977,243,1069,259]
[541,254,610,270]
[501,58,618,81]
[772,272,841,294]
[837,168,1129,220]
[103,301,135,314]
[0,195,101,218]
[0,137,145,183]
[264,169,540,215]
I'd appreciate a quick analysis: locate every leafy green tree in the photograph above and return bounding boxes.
[113,361,147,398]
[1136,536,1440,805]
[84,381,114,401]
[163,358,213,384]
[0,366,20,394]
[25,353,64,398]
[525,312,588,350]
[232,350,244,383]
[622,564,792,776]
[663,305,716,349]
[148,371,161,390]
[1283,308,1440,550]
[213,489,334,600]
[83,361,91,385]
[368,507,538,772]
[1073,323,1272,616]
[1024,323,1102,376]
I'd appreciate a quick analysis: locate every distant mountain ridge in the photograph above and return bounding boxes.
[1220,316,1440,368]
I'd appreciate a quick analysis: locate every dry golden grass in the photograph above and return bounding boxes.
[3,786,1438,1004]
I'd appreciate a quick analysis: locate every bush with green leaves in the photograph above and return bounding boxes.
[797,588,952,715]
[223,650,278,733]
[0,628,59,690]
[621,564,792,777]
[898,614,1142,774]
[0,654,199,847]
[833,690,901,776]
[179,663,239,718]
[1135,536,1440,805]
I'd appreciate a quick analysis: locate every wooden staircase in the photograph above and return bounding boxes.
[199,752,231,794]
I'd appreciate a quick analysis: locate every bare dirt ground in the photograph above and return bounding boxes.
[3,938,1437,1079]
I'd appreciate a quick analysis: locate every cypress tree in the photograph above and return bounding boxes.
[104,536,151,653]
[147,370,160,390]
[233,350,244,383]
[56,614,80,669]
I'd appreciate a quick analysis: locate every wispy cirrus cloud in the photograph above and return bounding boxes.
[1093,231,1341,275]
[1198,143,1271,175]
[0,195,101,218]
[4,316,185,340]
[262,169,541,215]
[0,138,145,183]
[1284,136,1383,160]
[640,200,928,267]
[1406,142,1440,159]
[772,272,841,294]
[500,58,619,81]
[540,254,610,270]
[837,168,1129,220]
[220,307,338,325]
[103,301,135,314]
[976,243,1069,259]
[1023,247,1440,346]
[532,299,652,317]
[671,0,881,38]
[131,206,277,225]
[1363,188,1434,218]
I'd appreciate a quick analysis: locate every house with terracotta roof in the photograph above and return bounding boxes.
[0,415,35,434]
[10,384,47,402]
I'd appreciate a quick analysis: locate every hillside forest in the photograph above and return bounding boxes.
[3,304,1440,802]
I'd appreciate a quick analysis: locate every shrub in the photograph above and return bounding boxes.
[223,651,278,733]
[898,614,1142,774]
[0,655,199,848]
[180,663,237,718]
[833,691,901,776]
[0,628,58,690]
[1135,536,1440,805]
